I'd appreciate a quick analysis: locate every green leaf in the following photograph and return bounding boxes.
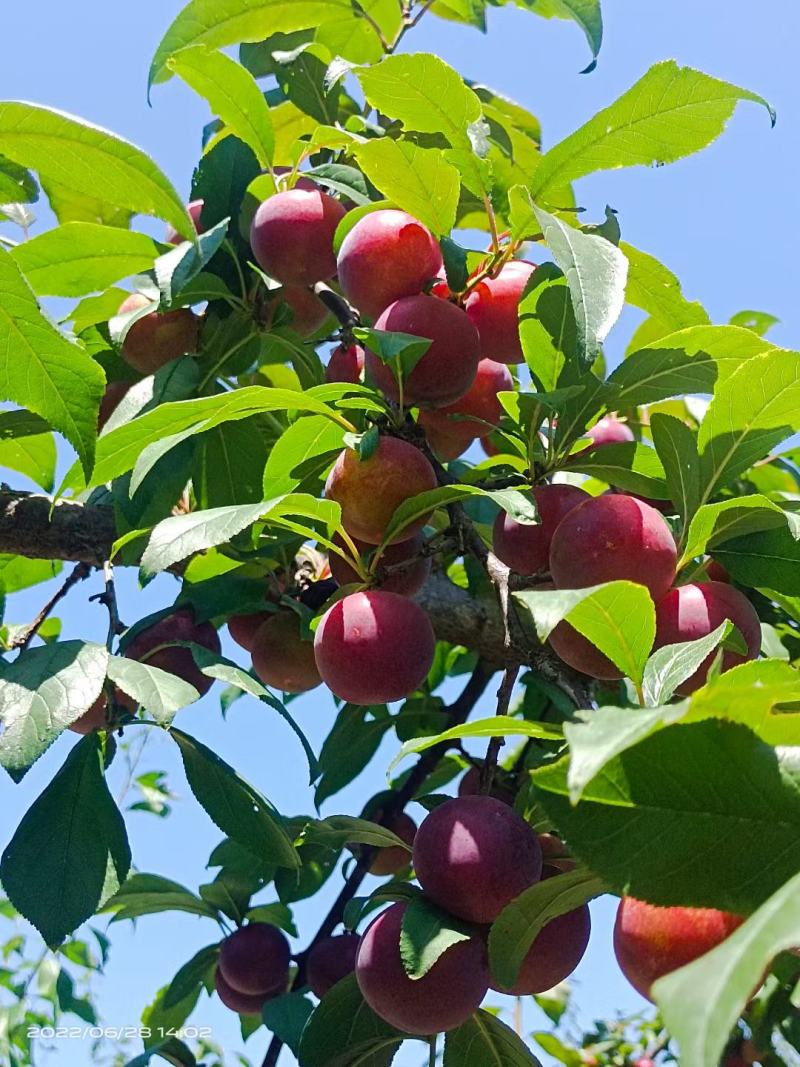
[0,735,131,947]
[621,243,709,334]
[150,0,352,90]
[263,415,344,496]
[514,582,655,685]
[0,416,55,490]
[686,659,800,747]
[141,501,271,576]
[304,163,372,205]
[530,61,774,201]
[297,973,405,1067]
[517,262,577,391]
[523,0,602,71]
[714,524,800,595]
[171,728,299,868]
[697,349,800,502]
[305,815,413,853]
[400,896,472,980]
[729,309,779,337]
[650,412,700,523]
[105,657,200,725]
[142,982,201,1050]
[655,870,800,1067]
[154,217,230,307]
[0,154,37,203]
[9,223,160,298]
[562,441,668,498]
[169,46,274,168]
[0,248,105,477]
[262,993,315,1055]
[273,44,341,125]
[642,621,731,707]
[352,139,460,235]
[162,944,220,1009]
[680,495,794,566]
[0,102,194,239]
[105,873,219,922]
[316,704,394,806]
[534,720,800,914]
[0,640,108,779]
[488,869,604,988]
[0,555,61,595]
[528,202,628,369]
[444,1010,543,1066]
[380,484,537,546]
[389,716,561,775]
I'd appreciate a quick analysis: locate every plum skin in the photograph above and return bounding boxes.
[326,344,365,384]
[118,293,199,375]
[328,533,431,597]
[325,436,437,545]
[418,357,512,459]
[306,933,361,998]
[491,899,591,995]
[356,902,489,1034]
[250,612,321,694]
[250,188,346,286]
[613,897,743,1000]
[368,811,417,876]
[218,923,291,997]
[314,590,436,705]
[464,260,536,364]
[122,608,220,698]
[493,483,590,577]
[214,967,273,1015]
[413,795,543,924]
[337,209,443,321]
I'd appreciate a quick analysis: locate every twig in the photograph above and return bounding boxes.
[260,662,495,1067]
[429,1035,438,1067]
[480,665,519,793]
[89,560,124,652]
[10,561,92,650]
[313,283,360,333]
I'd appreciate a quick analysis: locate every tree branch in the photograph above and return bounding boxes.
[10,560,92,650]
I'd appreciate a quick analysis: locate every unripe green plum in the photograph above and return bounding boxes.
[250,189,346,286]
[413,795,543,923]
[250,611,321,694]
[306,933,361,998]
[218,923,291,997]
[326,344,365,384]
[314,591,435,704]
[613,897,743,1000]
[368,811,417,876]
[365,295,481,408]
[122,608,221,698]
[328,533,431,597]
[493,484,590,576]
[464,260,536,364]
[337,209,443,320]
[214,967,271,1015]
[118,293,199,375]
[549,494,677,602]
[325,436,437,545]
[653,582,761,694]
[165,198,205,245]
[356,902,489,1034]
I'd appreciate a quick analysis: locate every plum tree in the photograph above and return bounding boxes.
[652,581,761,693]
[355,902,489,1034]
[413,795,543,923]
[463,260,536,364]
[490,895,591,994]
[326,343,365,384]
[328,533,431,596]
[306,933,361,998]
[118,293,199,374]
[218,923,291,997]
[368,811,417,875]
[493,483,590,576]
[314,590,435,704]
[365,294,481,408]
[325,436,437,544]
[336,209,443,320]
[613,897,743,1000]
[165,198,205,244]
[250,611,321,693]
[250,189,346,286]
[418,357,512,457]
[121,608,221,697]
[214,967,272,1016]
[549,494,677,601]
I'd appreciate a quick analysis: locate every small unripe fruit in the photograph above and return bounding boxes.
[214,967,271,1015]
[251,612,321,694]
[337,209,443,320]
[492,483,590,576]
[328,533,431,597]
[365,295,481,408]
[356,902,489,1034]
[122,609,220,698]
[314,591,435,705]
[653,582,761,694]
[613,897,743,1000]
[306,933,361,998]
[218,923,291,997]
[165,198,205,245]
[325,437,437,545]
[326,344,365,384]
[368,812,417,876]
[118,293,199,375]
[413,795,543,924]
[549,494,677,602]
[250,189,346,286]
[464,260,536,364]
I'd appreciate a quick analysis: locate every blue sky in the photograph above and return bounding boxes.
[1,1,798,1064]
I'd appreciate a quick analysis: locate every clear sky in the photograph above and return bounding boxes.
[1,2,798,1065]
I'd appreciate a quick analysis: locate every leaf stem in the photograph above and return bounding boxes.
[223,239,248,301]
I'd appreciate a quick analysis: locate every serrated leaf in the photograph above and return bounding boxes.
[169,46,274,167]
[297,973,405,1067]
[263,415,344,496]
[0,101,193,239]
[655,870,800,1067]
[729,309,779,337]
[0,248,105,477]
[680,495,794,566]
[389,716,561,776]
[650,412,700,523]
[714,524,800,595]
[641,621,731,707]
[444,1010,543,1066]
[399,896,472,980]
[9,223,161,297]
[305,815,413,853]
[685,659,800,747]
[105,873,219,922]
[154,217,230,307]
[105,656,200,725]
[0,640,108,779]
[0,735,131,947]
[530,61,774,200]
[141,501,271,576]
[353,139,459,235]
[0,417,56,490]
[514,582,655,685]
